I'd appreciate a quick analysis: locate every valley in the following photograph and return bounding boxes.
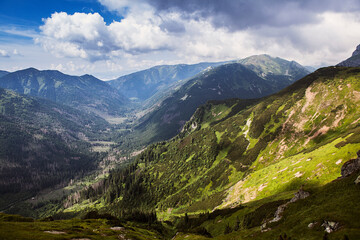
[0,50,360,240]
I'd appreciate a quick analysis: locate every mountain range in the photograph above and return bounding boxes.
[135,55,310,143]
[0,70,9,78]
[1,47,360,240]
[108,62,226,102]
[0,68,128,117]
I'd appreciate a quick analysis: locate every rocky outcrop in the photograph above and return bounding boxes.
[355,175,360,185]
[289,188,310,203]
[261,188,310,231]
[337,44,360,67]
[321,220,340,233]
[352,44,360,57]
[341,150,360,177]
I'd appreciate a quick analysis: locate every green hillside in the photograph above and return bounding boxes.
[63,66,360,239]
[0,212,162,240]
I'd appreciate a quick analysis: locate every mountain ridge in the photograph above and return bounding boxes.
[0,68,128,117]
[337,44,360,67]
[134,56,310,144]
[0,87,110,207]
[108,61,227,103]
[0,70,9,78]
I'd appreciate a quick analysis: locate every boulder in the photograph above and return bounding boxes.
[321,220,340,233]
[290,188,310,203]
[341,151,360,177]
[110,226,125,231]
[355,175,360,185]
[308,222,318,229]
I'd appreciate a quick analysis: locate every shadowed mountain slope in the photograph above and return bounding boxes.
[0,68,128,116]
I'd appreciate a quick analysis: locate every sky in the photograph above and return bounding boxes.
[0,0,360,80]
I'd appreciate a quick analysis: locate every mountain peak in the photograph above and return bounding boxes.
[352,44,360,57]
[22,67,39,73]
[337,44,360,67]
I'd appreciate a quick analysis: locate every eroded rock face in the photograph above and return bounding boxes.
[352,44,360,57]
[337,44,360,67]
[341,150,360,177]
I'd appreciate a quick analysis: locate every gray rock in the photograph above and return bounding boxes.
[290,188,310,203]
[308,222,318,229]
[271,203,289,223]
[266,188,310,226]
[321,220,340,233]
[352,44,360,57]
[337,45,360,67]
[341,151,360,177]
[110,226,125,231]
[355,175,360,185]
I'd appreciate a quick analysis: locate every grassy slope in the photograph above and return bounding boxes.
[138,67,360,217]
[66,67,360,219]
[172,170,360,239]
[0,213,162,240]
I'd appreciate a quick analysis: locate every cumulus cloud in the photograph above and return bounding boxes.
[37,12,109,60]
[37,10,174,61]
[36,0,360,72]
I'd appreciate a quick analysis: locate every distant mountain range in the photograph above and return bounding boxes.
[135,55,310,143]
[108,62,226,102]
[0,68,128,117]
[0,70,9,78]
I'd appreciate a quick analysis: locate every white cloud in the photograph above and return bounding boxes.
[107,10,172,53]
[246,12,360,66]
[3,1,349,79]
[0,49,10,57]
[38,2,360,69]
[37,10,173,61]
[37,12,109,60]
